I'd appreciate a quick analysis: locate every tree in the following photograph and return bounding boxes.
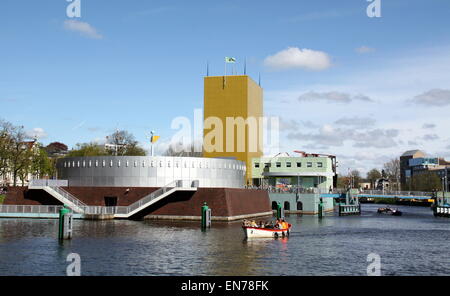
[383,159,400,190]
[0,120,14,183]
[350,169,362,188]
[8,125,35,186]
[66,143,109,157]
[367,169,382,189]
[30,145,52,179]
[105,130,146,156]
[411,172,441,192]
[163,141,202,157]
[66,130,146,157]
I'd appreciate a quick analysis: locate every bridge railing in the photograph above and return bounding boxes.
[360,190,433,197]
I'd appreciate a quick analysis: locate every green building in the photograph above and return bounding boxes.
[251,154,336,191]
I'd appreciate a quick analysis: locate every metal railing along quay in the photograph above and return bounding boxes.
[0,204,67,214]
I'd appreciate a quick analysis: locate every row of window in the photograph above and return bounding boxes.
[254,162,323,168]
[62,160,245,171]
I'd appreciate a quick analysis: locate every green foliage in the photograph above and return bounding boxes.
[0,194,5,204]
[411,172,442,192]
[67,141,147,157]
[66,143,110,157]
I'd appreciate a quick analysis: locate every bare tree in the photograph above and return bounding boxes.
[383,159,401,190]
[105,130,146,156]
[163,141,203,157]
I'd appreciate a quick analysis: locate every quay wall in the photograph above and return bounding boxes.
[2,186,271,220]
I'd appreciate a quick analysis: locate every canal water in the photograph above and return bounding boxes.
[0,204,449,276]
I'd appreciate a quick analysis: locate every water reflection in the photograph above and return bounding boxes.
[0,204,449,276]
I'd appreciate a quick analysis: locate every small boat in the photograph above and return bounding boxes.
[243,224,292,238]
[377,207,402,216]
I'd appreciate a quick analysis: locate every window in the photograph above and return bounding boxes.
[317,162,323,168]
[307,162,312,168]
[89,160,92,167]
[255,163,260,168]
[142,161,146,167]
[276,162,281,168]
[117,160,121,167]
[286,162,291,168]
[95,160,99,167]
[102,160,106,167]
[264,163,271,168]
[297,162,301,168]
[134,161,137,167]
[82,161,86,167]
[126,161,129,167]
[110,160,113,167]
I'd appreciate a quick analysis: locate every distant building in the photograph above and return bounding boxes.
[400,149,450,191]
[251,153,336,191]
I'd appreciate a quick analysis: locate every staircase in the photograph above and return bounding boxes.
[28,179,199,218]
[28,180,87,213]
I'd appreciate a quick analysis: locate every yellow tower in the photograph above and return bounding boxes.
[203,75,263,184]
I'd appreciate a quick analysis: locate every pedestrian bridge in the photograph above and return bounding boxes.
[320,190,433,200]
[18,179,199,219]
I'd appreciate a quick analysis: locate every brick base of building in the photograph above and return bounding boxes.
[3,186,272,220]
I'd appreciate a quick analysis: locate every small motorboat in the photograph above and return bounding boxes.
[242,224,292,239]
[377,207,402,216]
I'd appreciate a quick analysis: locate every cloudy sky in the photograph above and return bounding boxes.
[1,0,450,175]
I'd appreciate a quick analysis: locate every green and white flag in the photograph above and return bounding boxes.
[225,57,236,63]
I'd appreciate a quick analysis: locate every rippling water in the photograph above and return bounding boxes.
[0,204,449,276]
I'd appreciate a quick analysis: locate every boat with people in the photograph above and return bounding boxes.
[377,207,402,216]
[242,219,292,238]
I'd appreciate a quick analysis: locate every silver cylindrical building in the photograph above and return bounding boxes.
[56,156,246,188]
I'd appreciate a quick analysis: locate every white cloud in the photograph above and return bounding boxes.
[422,123,436,129]
[335,117,376,128]
[26,128,47,140]
[287,125,399,149]
[355,46,376,54]
[264,47,331,71]
[63,20,103,39]
[298,91,373,104]
[409,89,450,106]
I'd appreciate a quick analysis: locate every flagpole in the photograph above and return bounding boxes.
[224,58,227,88]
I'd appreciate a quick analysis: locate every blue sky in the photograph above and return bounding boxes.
[1,0,450,174]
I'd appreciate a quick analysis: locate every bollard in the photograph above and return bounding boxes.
[276,202,284,220]
[318,202,323,219]
[201,202,211,229]
[59,205,73,240]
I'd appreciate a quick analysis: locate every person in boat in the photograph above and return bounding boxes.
[250,220,258,227]
[259,221,265,228]
[281,219,288,229]
[274,219,280,229]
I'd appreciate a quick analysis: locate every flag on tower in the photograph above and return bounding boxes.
[151,135,160,143]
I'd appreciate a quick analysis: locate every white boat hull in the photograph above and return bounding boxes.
[243,225,291,238]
